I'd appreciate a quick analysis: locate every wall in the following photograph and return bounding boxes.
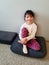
[0,0,49,40]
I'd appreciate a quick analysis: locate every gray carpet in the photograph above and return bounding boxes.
[0,42,49,65]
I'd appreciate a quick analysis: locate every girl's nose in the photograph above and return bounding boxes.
[28,17,31,20]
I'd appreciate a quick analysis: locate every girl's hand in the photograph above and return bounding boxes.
[18,38,28,44]
[22,38,28,44]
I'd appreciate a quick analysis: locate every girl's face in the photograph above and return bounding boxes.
[24,14,34,24]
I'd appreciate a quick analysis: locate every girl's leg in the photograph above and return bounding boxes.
[21,27,29,38]
[18,27,28,44]
[21,28,41,51]
[21,27,29,54]
[27,39,41,51]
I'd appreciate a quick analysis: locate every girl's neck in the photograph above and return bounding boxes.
[26,22,34,25]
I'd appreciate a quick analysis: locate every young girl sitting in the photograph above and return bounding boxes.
[18,10,41,54]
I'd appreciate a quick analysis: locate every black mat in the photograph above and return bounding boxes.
[0,31,18,45]
[10,35,47,58]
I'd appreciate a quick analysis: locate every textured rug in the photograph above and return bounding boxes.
[0,42,49,65]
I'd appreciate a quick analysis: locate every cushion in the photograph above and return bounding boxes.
[10,35,47,58]
[0,31,18,45]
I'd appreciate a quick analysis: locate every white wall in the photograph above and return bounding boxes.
[0,0,49,40]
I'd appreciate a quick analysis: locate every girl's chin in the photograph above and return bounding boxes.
[26,22,33,25]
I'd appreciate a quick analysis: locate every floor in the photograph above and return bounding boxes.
[0,42,49,65]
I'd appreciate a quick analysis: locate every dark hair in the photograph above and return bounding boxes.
[24,10,35,18]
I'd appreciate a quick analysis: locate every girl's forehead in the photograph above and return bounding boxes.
[26,13,33,15]
[25,14,33,17]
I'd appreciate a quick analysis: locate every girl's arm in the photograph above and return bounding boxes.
[26,24,37,41]
[19,25,23,40]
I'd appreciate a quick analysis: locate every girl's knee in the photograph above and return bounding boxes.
[21,27,29,38]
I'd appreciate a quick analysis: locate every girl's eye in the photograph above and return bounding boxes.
[27,16,29,18]
[26,15,30,18]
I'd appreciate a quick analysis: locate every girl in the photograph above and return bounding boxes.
[18,10,41,54]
